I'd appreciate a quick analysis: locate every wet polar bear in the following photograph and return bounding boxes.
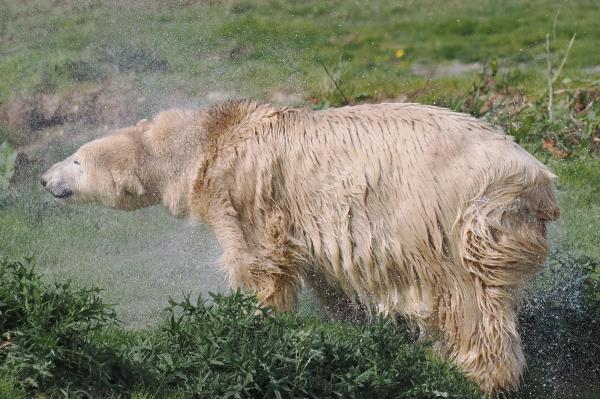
[41,101,559,394]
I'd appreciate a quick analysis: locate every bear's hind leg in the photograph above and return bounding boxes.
[448,173,558,393]
[445,283,525,394]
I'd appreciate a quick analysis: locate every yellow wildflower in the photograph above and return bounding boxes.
[394,49,406,59]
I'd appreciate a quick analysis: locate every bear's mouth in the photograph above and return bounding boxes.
[46,186,73,199]
[53,190,73,199]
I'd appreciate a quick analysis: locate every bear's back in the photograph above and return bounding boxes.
[263,103,548,208]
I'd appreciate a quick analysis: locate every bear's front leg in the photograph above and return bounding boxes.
[208,196,306,312]
[220,249,302,312]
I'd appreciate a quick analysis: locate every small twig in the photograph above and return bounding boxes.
[546,34,554,122]
[552,33,576,84]
[511,101,532,116]
[553,80,600,94]
[318,60,350,105]
[407,71,434,102]
[552,10,560,41]
[570,115,585,127]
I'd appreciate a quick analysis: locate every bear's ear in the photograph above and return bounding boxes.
[113,169,145,197]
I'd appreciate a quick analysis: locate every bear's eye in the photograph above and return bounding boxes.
[73,160,80,165]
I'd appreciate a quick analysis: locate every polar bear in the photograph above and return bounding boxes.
[41,101,559,394]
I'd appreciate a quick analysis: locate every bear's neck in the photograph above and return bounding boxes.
[145,148,200,220]
[148,101,285,220]
[138,111,207,218]
[160,167,195,218]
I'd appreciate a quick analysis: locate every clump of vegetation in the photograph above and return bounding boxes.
[57,60,107,82]
[0,258,137,395]
[416,47,600,161]
[151,293,485,398]
[0,257,483,398]
[467,65,598,160]
[585,267,600,319]
[2,255,597,398]
[101,43,169,74]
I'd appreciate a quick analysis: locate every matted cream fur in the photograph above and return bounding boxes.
[41,101,559,394]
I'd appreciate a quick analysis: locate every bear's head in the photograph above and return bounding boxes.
[40,101,279,217]
[40,123,159,211]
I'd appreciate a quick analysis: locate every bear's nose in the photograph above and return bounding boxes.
[39,177,47,187]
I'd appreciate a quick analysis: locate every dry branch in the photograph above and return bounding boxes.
[546,34,554,122]
[553,33,576,84]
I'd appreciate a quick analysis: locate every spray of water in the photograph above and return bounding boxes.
[520,251,599,397]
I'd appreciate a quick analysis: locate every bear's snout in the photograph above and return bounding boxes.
[40,167,74,199]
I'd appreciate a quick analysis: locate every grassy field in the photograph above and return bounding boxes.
[1,0,599,397]
[1,0,599,103]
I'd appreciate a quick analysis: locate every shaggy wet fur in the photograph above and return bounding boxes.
[189,101,559,394]
[42,100,559,394]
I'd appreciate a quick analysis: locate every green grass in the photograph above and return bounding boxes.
[1,0,599,103]
[551,159,600,261]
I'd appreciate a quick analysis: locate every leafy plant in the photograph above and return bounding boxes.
[0,257,137,395]
[0,258,483,398]
[135,291,482,398]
